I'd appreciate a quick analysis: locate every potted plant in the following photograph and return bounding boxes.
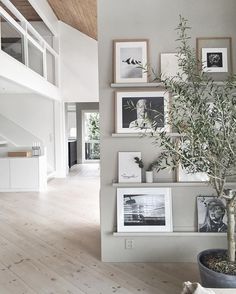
[146,16,236,287]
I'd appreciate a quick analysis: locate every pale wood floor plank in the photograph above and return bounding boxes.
[0,164,199,293]
[0,260,37,294]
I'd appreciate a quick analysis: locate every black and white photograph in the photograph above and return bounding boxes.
[202,48,228,72]
[197,196,227,233]
[115,91,170,133]
[196,37,232,80]
[113,40,148,83]
[118,152,142,183]
[117,188,172,232]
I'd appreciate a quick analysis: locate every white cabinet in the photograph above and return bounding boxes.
[10,158,39,189]
[0,156,47,192]
[0,158,10,189]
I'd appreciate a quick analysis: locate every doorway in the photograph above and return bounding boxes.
[82,110,100,163]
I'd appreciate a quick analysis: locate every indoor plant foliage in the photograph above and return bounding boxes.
[150,16,236,271]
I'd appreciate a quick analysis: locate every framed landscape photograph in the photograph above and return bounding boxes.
[115,91,170,133]
[197,196,227,233]
[118,152,142,183]
[196,37,232,80]
[117,188,172,232]
[113,39,148,83]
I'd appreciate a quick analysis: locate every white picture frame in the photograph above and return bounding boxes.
[202,48,228,73]
[177,165,209,182]
[113,39,148,83]
[117,187,172,232]
[118,152,142,183]
[115,90,170,133]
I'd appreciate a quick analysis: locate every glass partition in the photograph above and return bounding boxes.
[0,15,24,63]
[46,49,56,85]
[28,40,43,76]
[0,3,58,85]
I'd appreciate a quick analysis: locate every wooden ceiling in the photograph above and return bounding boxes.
[47,0,97,40]
[9,0,42,21]
[1,0,97,40]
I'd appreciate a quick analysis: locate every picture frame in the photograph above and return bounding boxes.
[115,90,170,133]
[176,139,209,182]
[196,37,232,80]
[117,187,172,232]
[197,196,227,233]
[176,165,209,182]
[118,152,142,183]
[160,52,185,80]
[113,39,148,83]
[201,48,228,73]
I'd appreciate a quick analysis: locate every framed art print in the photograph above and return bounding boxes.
[176,139,209,182]
[196,37,232,80]
[202,48,228,73]
[115,90,170,133]
[113,39,148,83]
[118,152,142,183]
[177,165,209,182]
[197,196,227,232]
[160,53,185,80]
[117,188,172,232]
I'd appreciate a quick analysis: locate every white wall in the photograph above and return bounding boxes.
[59,22,99,102]
[0,51,60,100]
[0,94,55,171]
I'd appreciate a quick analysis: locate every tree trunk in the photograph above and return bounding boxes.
[227,199,235,262]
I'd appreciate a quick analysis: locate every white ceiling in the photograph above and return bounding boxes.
[0,77,32,94]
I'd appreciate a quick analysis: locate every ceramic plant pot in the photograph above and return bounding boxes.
[198,249,236,288]
[145,171,153,183]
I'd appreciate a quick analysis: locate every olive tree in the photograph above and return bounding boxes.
[151,16,236,262]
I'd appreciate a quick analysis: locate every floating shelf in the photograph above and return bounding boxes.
[112,182,236,187]
[113,232,227,237]
[111,82,163,88]
[111,132,181,138]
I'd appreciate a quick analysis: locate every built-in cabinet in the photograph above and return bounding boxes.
[0,155,47,192]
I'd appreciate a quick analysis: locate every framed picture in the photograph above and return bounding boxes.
[115,90,170,133]
[202,48,228,73]
[197,196,227,232]
[118,152,142,183]
[160,53,185,80]
[117,188,172,232]
[113,39,148,83]
[177,165,209,182]
[196,37,232,80]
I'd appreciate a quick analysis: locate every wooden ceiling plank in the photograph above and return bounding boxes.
[47,0,97,40]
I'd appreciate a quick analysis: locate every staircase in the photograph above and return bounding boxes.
[0,113,43,148]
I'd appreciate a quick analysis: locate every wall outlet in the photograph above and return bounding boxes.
[125,239,134,249]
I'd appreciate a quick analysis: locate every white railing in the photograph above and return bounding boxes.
[0,0,59,86]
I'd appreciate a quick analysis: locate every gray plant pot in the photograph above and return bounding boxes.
[198,249,236,288]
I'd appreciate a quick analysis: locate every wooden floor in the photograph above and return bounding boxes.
[0,164,200,294]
